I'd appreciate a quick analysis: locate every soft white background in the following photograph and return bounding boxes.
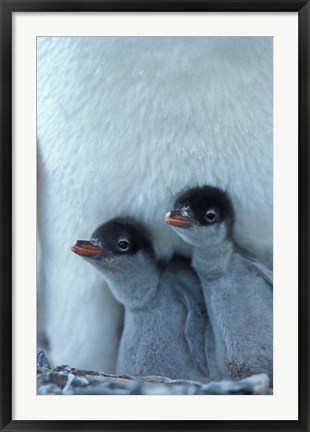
[12,12,298,421]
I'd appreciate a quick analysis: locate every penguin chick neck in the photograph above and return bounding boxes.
[191,226,234,280]
[96,252,161,310]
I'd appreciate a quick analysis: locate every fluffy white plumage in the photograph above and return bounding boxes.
[37,37,273,371]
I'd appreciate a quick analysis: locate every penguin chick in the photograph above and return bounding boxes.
[165,186,273,382]
[71,217,209,382]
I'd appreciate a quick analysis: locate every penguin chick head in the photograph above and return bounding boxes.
[165,186,235,248]
[71,217,158,308]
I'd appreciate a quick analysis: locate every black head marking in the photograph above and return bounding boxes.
[174,185,235,235]
[91,217,154,257]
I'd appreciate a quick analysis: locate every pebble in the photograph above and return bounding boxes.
[37,350,50,369]
[38,383,63,395]
[71,376,89,387]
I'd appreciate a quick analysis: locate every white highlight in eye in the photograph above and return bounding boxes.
[206,209,217,221]
[118,238,130,251]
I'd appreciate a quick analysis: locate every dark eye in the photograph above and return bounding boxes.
[118,240,130,251]
[206,209,217,223]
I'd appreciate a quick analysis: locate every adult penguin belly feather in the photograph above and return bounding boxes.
[37,37,273,372]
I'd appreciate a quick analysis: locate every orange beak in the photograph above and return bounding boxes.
[71,241,105,257]
[165,211,196,227]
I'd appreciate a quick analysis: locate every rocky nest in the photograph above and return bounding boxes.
[37,351,272,396]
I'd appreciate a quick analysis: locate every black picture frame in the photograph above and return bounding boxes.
[1,1,309,431]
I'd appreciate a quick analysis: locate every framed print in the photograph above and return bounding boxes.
[1,0,309,431]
